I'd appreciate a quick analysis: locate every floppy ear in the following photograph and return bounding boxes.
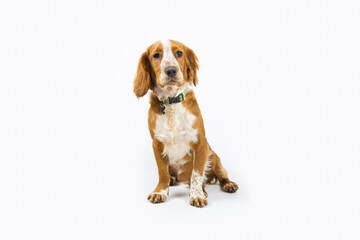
[133,51,153,97]
[185,47,199,86]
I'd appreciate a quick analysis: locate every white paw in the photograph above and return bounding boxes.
[147,189,168,204]
[189,195,208,208]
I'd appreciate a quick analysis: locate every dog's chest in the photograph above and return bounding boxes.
[154,104,198,162]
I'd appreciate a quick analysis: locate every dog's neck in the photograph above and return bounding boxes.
[153,83,190,101]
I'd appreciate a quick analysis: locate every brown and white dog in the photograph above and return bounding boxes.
[133,40,238,207]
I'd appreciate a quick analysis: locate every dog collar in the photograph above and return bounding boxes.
[160,88,188,114]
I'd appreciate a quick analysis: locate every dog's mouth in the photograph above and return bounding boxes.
[166,78,178,85]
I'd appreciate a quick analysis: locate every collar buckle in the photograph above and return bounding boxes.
[160,88,188,114]
[177,93,184,102]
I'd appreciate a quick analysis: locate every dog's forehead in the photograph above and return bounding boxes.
[160,39,178,66]
[147,39,184,53]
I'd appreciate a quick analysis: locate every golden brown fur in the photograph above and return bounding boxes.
[134,40,238,207]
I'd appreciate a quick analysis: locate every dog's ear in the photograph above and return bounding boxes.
[185,46,199,86]
[134,51,153,98]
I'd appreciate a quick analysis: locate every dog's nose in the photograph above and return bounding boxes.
[165,66,177,77]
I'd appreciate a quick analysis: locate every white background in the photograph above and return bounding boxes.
[1,0,360,239]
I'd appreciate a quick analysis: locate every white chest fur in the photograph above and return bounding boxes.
[154,103,198,164]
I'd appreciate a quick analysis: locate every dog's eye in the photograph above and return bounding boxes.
[153,53,160,59]
[176,51,183,58]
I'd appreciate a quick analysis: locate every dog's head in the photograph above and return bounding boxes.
[133,40,199,98]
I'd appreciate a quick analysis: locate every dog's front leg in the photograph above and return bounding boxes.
[189,143,209,208]
[147,140,170,204]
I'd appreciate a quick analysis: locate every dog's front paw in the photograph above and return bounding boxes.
[147,191,167,204]
[190,196,208,208]
[222,181,239,193]
[189,189,208,208]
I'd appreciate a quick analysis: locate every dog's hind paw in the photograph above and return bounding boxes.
[169,176,177,186]
[222,181,239,193]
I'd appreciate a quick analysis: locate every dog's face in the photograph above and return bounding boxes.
[133,40,199,98]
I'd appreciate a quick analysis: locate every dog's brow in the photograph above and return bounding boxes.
[160,40,179,67]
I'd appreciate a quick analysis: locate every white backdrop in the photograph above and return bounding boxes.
[1,0,360,239]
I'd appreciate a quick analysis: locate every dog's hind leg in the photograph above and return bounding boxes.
[168,165,178,186]
[208,147,239,193]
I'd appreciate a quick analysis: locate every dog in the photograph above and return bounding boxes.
[133,40,238,207]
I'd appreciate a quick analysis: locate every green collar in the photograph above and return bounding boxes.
[160,88,188,114]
